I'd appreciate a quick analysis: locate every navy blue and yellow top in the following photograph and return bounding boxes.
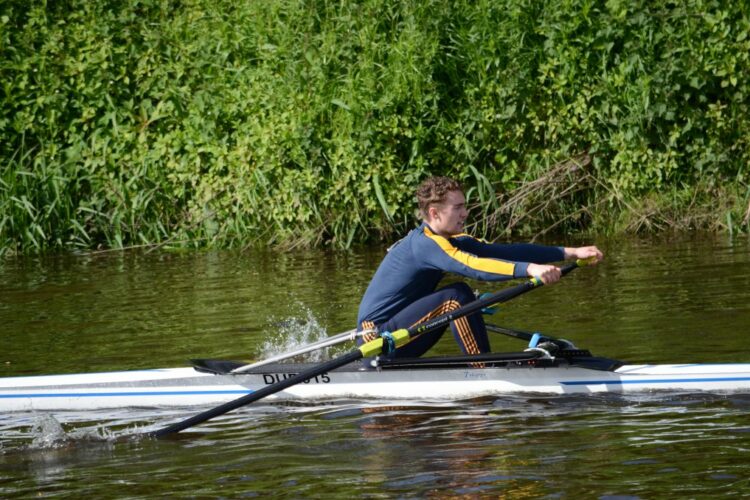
[357,222,565,326]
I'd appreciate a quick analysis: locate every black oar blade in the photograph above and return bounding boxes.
[149,350,363,438]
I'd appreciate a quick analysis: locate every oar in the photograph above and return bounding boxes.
[148,259,589,438]
[230,327,374,373]
[485,324,576,349]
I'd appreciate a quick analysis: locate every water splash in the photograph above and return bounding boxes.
[259,307,341,362]
[27,414,115,450]
[29,414,71,449]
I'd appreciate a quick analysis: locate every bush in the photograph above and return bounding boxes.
[1,0,748,254]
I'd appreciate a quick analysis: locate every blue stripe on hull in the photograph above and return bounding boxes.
[561,376,750,386]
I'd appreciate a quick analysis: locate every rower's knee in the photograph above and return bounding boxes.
[444,282,475,306]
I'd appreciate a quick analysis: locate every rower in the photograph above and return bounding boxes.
[356,176,603,364]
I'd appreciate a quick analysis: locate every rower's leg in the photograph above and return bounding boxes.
[367,282,489,358]
[443,282,490,355]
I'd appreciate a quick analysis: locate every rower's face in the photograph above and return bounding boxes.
[431,190,468,236]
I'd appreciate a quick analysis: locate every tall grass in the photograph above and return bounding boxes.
[1,0,749,255]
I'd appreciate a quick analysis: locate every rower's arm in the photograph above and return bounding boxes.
[453,235,565,264]
[420,227,525,280]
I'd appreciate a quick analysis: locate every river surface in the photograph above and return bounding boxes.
[1,235,750,497]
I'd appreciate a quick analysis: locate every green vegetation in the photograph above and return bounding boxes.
[1,0,749,254]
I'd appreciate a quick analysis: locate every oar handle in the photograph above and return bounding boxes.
[567,256,597,274]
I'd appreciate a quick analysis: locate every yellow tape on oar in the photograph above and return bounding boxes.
[576,256,598,268]
[358,328,410,357]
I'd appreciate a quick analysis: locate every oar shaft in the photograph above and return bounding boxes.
[485,324,534,342]
[149,350,364,438]
[486,324,577,350]
[231,328,363,373]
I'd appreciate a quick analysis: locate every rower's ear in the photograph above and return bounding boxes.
[426,204,441,221]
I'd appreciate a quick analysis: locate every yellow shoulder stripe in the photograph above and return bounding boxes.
[449,232,489,244]
[424,227,515,276]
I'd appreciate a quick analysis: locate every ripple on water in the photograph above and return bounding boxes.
[3,238,750,497]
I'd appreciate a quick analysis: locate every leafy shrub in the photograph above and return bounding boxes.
[1,0,748,254]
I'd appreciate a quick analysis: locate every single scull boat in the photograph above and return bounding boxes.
[3,347,750,412]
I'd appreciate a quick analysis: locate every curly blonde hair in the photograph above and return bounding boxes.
[416,176,463,218]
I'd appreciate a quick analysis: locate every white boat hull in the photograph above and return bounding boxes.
[3,362,750,412]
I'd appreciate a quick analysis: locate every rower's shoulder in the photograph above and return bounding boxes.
[420,226,486,250]
[449,232,489,244]
[388,224,426,251]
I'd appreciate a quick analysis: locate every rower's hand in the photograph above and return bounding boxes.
[563,245,604,264]
[527,263,562,284]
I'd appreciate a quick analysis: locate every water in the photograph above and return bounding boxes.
[2,235,750,497]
